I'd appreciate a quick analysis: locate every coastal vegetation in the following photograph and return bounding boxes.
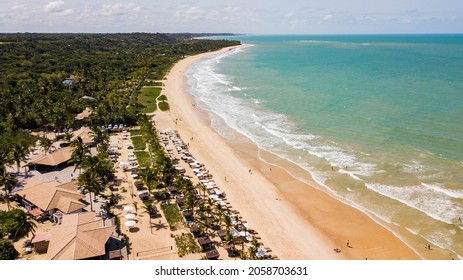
[0,32,239,134]
[175,233,201,257]
[0,239,19,260]
[0,32,239,212]
[0,32,243,260]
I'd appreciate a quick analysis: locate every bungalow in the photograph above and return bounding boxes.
[17,179,86,224]
[33,212,116,260]
[70,126,94,146]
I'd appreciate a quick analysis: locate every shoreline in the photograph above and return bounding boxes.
[153,45,421,260]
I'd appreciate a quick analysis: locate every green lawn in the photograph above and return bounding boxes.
[161,204,185,231]
[138,86,162,113]
[131,136,146,151]
[134,151,151,168]
[130,129,142,136]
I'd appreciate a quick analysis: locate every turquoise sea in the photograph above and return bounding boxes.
[186,35,463,259]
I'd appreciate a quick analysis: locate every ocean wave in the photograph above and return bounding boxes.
[365,183,463,225]
[421,183,463,199]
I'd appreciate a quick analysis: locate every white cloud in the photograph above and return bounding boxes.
[323,14,334,21]
[44,1,73,16]
[99,3,141,17]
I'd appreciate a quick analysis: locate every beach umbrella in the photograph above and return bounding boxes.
[123,205,134,212]
[256,247,267,258]
[230,229,240,236]
[215,200,227,207]
[242,223,251,229]
[124,220,136,228]
[131,174,138,179]
[214,189,223,195]
[125,213,136,220]
[239,231,253,241]
[209,194,219,200]
[119,162,129,167]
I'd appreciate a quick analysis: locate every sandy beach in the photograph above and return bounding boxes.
[152,46,421,260]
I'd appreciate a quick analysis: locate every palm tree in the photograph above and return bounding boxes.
[0,168,18,210]
[247,239,262,260]
[3,209,37,240]
[77,168,100,212]
[9,142,31,175]
[70,136,90,174]
[143,201,157,217]
[38,137,53,155]
[63,132,73,143]
[90,126,109,153]
[139,166,158,192]
[0,239,19,260]
[78,154,114,212]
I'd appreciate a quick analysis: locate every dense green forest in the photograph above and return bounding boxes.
[0,33,240,161]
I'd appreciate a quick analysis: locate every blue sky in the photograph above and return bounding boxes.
[1,0,462,34]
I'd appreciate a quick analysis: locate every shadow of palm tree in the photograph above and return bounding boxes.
[151,220,168,231]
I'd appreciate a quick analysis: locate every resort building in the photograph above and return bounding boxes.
[33,212,116,260]
[17,179,86,224]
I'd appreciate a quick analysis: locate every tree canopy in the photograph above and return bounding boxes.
[0,32,240,172]
[0,33,240,132]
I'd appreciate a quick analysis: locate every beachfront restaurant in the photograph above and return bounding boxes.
[27,146,74,172]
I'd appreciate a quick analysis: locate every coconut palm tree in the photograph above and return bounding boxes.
[89,126,109,153]
[0,239,19,260]
[78,154,114,211]
[9,142,31,175]
[63,132,73,143]
[70,136,90,174]
[1,209,37,240]
[38,137,53,155]
[77,168,100,212]
[0,168,18,210]
[139,166,158,192]
[143,201,156,218]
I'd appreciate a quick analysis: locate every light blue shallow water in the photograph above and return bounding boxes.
[186,35,463,258]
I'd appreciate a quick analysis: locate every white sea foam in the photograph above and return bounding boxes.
[365,183,463,225]
[186,38,463,258]
[421,183,463,199]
